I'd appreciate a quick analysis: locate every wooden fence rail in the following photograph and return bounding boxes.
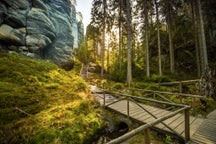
[158,79,200,86]
[158,79,206,101]
[127,88,206,112]
[128,88,205,98]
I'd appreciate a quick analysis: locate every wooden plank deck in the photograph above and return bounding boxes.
[90,86,204,141]
[107,99,203,139]
[190,110,216,144]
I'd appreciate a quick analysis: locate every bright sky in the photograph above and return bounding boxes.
[76,0,93,33]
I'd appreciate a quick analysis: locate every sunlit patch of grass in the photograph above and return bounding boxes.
[0,52,104,143]
[12,100,103,144]
[44,83,60,89]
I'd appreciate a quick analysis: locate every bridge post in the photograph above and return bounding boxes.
[184,108,190,143]
[127,97,129,118]
[144,128,151,144]
[192,97,196,113]
[86,64,89,79]
[179,81,183,103]
[179,81,182,93]
[103,91,105,106]
[103,84,105,106]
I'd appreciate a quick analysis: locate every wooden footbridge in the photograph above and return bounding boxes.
[80,65,216,143]
[90,86,216,144]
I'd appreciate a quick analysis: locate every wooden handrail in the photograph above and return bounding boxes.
[128,88,206,99]
[158,79,200,86]
[158,79,204,100]
[127,87,206,112]
[105,90,188,107]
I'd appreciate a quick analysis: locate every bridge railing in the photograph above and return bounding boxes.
[158,79,200,93]
[127,88,206,113]
[100,89,191,143]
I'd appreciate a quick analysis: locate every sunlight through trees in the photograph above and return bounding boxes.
[87,0,215,83]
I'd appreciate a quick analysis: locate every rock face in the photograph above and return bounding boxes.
[71,5,78,49]
[0,0,83,68]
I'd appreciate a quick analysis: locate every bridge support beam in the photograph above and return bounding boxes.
[103,91,105,106]
[144,128,151,144]
[127,97,130,118]
[185,108,190,143]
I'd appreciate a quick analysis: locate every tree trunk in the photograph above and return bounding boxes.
[107,35,110,74]
[119,0,123,70]
[167,1,175,74]
[101,0,106,78]
[154,0,162,76]
[194,0,204,74]
[144,0,150,77]
[191,0,201,77]
[197,0,208,74]
[101,30,105,78]
[126,0,132,87]
[93,38,96,62]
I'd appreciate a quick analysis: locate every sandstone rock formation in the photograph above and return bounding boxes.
[0,0,84,68]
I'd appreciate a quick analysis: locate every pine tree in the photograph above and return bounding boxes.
[154,0,162,76]
[125,0,132,86]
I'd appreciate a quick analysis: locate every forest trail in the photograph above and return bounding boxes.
[80,64,88,81]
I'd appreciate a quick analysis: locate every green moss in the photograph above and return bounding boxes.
[0,52,104,143]
[16,101,103,144]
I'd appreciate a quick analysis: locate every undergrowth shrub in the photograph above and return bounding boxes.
[111,82,125,90]
[144,74,172,83]
[109,60,127,82]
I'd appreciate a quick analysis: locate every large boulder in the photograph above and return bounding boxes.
[0,0,76,68]
[0,24,25,45]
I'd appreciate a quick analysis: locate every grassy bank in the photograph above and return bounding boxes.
[0,52,104,143]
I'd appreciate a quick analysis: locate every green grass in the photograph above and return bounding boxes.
[0,52,104,143]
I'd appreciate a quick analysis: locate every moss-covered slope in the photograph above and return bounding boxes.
[0,52,103,143]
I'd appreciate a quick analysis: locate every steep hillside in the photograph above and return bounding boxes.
[0,52,103,143]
